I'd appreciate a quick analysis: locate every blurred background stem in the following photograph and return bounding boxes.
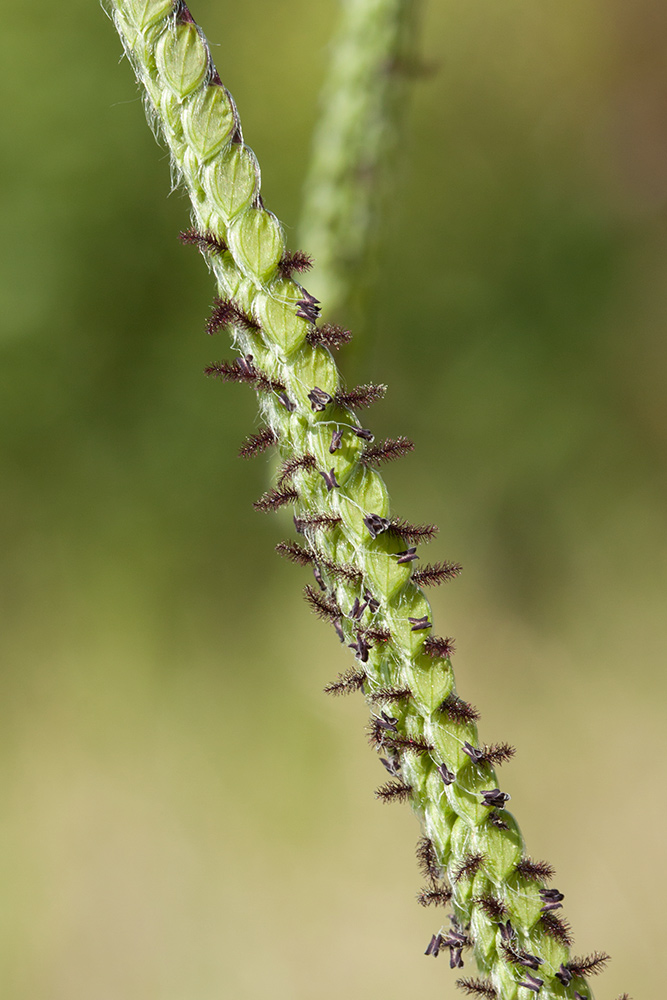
[298,0,421,343]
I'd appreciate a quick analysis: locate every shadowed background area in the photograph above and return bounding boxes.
[1,0,665,996]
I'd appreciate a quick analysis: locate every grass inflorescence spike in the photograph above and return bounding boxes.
[108,3,618,996]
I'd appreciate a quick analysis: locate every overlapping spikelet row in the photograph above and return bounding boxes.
[108,3,618,997]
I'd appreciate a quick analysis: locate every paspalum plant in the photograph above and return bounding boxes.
[107,3,628,999]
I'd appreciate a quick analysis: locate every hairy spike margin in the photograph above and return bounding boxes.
[303,584,341,622]
[277,249,314,278]
[417,884,452,907]
[374,779,412,803]
[438,694,480,725]
[253,487,298,512]
[334,383,387,409]
[306,322,352,350]
[515,858,556,883]
[360,436,414,467]
[238,427,276,459]
[107,3,620,993]
[275,540,313,567]
[205,297,259,336]
[456,978,498,999]
[324,668,366,696]
[179,227,228,254]
[416,837,443,883]
[276,454,317,487]
[412,560,463,586]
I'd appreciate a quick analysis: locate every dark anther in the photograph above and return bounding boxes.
[517,974,543,994]
[350,598,368,620]
[277,249,313,278]
[487,811,509,829]
[352,426,375,442]
[295,290,321,322]
[375,711,398,731]
[436,761,456,785]
[380,755,401,776]
[441,926,469,970]
[555,965,572,987]
[408,615,432,631]
[363,514,391,539]
[307,386,333,412]
[480,789,510,809]
[277,392,296,412]
[539,888,564,901]
[395,547,419,564]
[539,888,564,912]
[319,467,339,491]
[462,742,485,764]
[333,619,345,643]
[498,921,514,943]
[539,900,562,914]
[364,590,380,613]
[175,2,196,24]
[329,428,344,453]
[425,933,442,957]
[518,952,542,971]
[348,635,370,662]
[236,354,254,376]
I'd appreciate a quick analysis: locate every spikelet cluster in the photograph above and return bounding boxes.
[109,3,617,997]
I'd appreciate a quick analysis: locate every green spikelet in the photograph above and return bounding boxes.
[107,3,614,998]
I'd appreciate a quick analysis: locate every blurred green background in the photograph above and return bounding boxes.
[1,1,665,996]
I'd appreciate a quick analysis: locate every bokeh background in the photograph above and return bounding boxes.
[1,1,666,996]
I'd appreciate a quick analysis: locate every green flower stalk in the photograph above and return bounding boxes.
[107,3,622,998]
[298,0,419,316]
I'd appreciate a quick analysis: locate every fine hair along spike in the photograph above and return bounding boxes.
[108,3,619,997]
